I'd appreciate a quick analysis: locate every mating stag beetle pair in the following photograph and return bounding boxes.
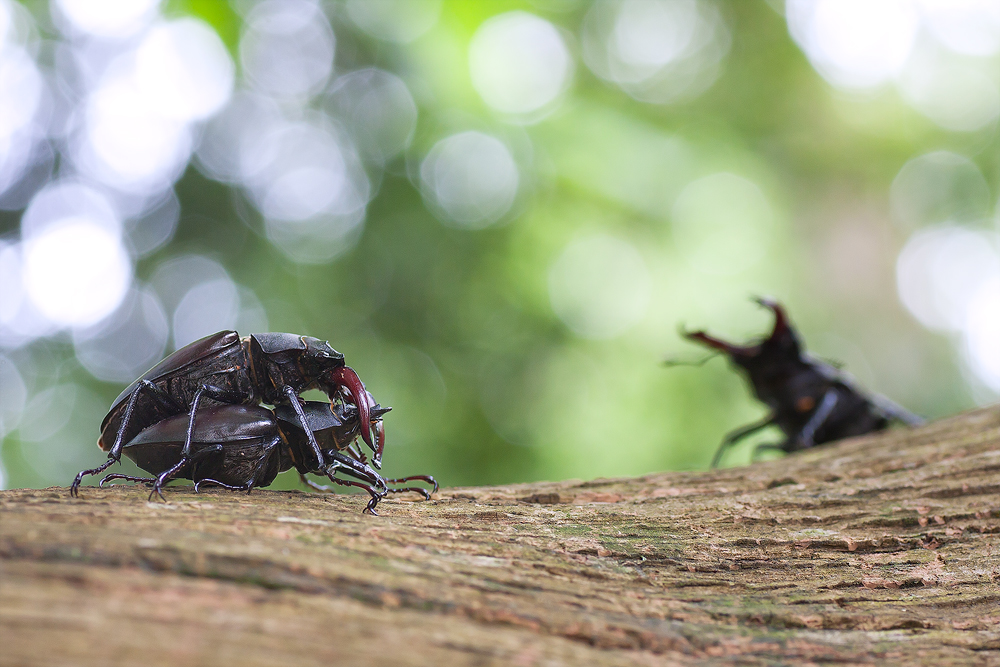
[71,331,435,514]
[681,298,923,467]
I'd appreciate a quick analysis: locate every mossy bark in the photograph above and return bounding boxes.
[3,407,1000,666]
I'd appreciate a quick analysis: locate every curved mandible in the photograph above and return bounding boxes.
[680,324,750,357]
[327,366,379,468]
[754,297,789,341]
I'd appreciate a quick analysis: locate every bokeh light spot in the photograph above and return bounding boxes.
[73,285,168,383]
[897,46,1000,132]
[55,0,159,39]
[890,151,991,229]
[420,131,519,229]
[469,11,572,117]
[346,0,441,43]
[0,353,26,437]
[896,225,1000,332]
[326,69,417,165]
[22,218,132,328]
[787,0,919,89]
[172,278,240,349]
[548,235,651,339]
[134,18,234,122]
[671,173,774,276]
[240,0,334,103]
[918,0,1000,57]
[582,0,730,103]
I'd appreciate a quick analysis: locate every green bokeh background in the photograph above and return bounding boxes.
[1,0,996,492]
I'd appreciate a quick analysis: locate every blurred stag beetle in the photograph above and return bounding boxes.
[678,298,923,468]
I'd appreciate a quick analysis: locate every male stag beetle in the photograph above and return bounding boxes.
[681,298,923,468]
[71,331,384,497]
[100,401,437,514]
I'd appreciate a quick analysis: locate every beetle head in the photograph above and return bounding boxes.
[277,400,390,466]
[298,336,346,376]
[682,298,802,373]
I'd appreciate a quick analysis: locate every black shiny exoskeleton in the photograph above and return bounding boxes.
[100,401,437,514]
[71,331,383,497]
[682,298,923,468]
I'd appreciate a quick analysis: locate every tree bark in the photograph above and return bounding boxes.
[3,407,1000,666]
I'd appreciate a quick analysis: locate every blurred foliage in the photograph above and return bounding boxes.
[2,0,998,493]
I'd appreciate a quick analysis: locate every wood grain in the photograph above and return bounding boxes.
[4,407,1000,665]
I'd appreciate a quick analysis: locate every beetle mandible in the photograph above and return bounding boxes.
[681,298,923,467]
[71,331,383,497]
[100,401,437,514]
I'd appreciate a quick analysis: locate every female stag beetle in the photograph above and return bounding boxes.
[100,401,437,514]
[71,331,384,497]
[681,298,923,468]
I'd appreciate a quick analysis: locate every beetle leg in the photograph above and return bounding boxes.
[155,384,240,494]
[869,393,925,427]
[299,473,335,492]
[319,472,384,515]
[150,442,224,501]
[383,474,438,499]
[100,474,155,488]
[194,478,251,493]
[71,380,181,497]
[345,442,368,465]
[182,384,238,458]
[149,463,183,501]
[794,389,839,450]
[244,436,281,494]
[282,385,326,470]
[710,415,776,468]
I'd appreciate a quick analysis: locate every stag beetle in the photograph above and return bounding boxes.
[100,401,437,514]
[681,298,923,468]
[71,331,383,497]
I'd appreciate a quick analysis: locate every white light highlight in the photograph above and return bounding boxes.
[21,180,120,237]
[193,92,283,184]
[918,0,1000,57]
[74,285,169,383]
[786,0,919,89]
[582,0,730,104]
[896,226,1000,333]
[897,45,1000,132]
[326,69,418,164]
[420,131,519,229]
[77,66,192,194]
[613,0,699,70]
[134,18,234,122]
[240,0,334,102]
[963,276,1000,391]
[469,12,572,116]
[0,45,43,143]
[55,0,159,39]
[548,235,651,339]
[172,278,240,350]
[22,219,132,328]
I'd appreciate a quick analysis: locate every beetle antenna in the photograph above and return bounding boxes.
[662,352,719,367]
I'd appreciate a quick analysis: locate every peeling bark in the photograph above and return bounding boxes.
[3,407,1000,666]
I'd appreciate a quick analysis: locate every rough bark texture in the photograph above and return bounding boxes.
[3,407,1000,666]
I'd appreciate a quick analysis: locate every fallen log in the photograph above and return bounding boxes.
[3,407,1000,666]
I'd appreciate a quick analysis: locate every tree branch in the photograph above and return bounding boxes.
[3,407,1000,665]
